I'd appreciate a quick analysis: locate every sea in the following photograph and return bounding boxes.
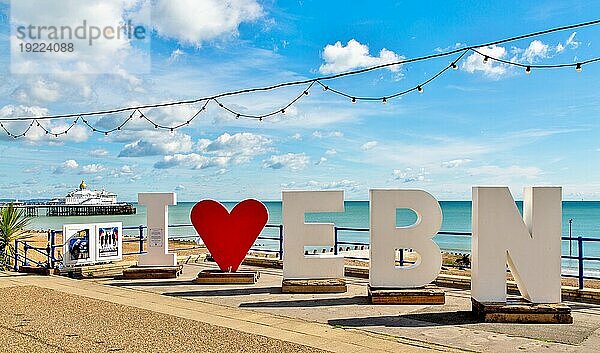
[27,201,600,277]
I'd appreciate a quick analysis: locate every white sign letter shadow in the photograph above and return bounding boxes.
[138,192,177,267]
[282,190,345,279]
[370,189,442,288]
[472,186,562,303]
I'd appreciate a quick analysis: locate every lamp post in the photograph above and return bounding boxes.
[569,218,573,257]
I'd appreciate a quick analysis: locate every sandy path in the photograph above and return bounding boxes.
[0,285,327,353]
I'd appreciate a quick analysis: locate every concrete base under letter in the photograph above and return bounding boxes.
[368,285,445,305]
[282,278,347,293]
[194,270,259,284]
[471,297,573,324]
[122,265,182,279]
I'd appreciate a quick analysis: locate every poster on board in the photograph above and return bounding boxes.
[63,224,96,266]
[95,222,123,262]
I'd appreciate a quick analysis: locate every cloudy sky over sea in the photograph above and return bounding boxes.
[0,1,599,201]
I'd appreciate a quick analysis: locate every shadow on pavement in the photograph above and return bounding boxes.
[164,286,282,297]
[328,311,478,327]
[109,280,196,287]
[239,296,370,308]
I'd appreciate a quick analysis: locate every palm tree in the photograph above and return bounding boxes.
[0,203,32,269]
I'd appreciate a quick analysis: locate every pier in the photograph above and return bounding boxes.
[0,180,136,217]
[3,203,136,217]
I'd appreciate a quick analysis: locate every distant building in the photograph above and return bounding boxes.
[50,181,118,205]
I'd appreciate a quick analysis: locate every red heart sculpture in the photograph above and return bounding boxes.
[190,199,268,272]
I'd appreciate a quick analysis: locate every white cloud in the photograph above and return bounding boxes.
[522,40,549,63]
[120,165,134,174]
[62,160,79,170]
[118,132,194,157]
[434,42,464,53]
[90,149,109,157]
[290,133,302,141]
[282,179,360,191]
[441,159,472,168]
[0,104,90,143]
[462,45,509,79]
[361,141,378,151]
[312,130,344,139]
[198,132,272,163]
[565,32,580,50]
[263,153,310,171]
[325,149,337,156]
[149,0,263,46]
[315,157,327,165]
[319,39,404,75]
[555,32,581,54]
[11,79,60,103]
[154,153,214,169]
[53,159,79,174]
[392,168,427,183]
[23,167,40,174]
[154,132,272,169]
[168,48,185,63]
[80,164,107,174]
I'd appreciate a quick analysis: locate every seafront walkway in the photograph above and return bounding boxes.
[1,263,600,352]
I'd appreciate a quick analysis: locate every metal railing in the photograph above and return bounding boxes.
[8,223,600,289]
[332,226,600,289]
[12,223,284,271]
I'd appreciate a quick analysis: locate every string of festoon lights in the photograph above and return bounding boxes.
[1,19,600,139]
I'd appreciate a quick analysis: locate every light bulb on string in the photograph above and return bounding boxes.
[281,109,285,115]
[417,86,423,93]
[382,97,387,104]
[351,97,357,104]
[451,62,458,70]
[483,56,489,64]
[525,66,531,75]
[323,86,329,91]
[304,90,310,96]
[576,63,582,72]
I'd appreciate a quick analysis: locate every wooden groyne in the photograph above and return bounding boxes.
[7,203,136,217]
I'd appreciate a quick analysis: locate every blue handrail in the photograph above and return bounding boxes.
[10,223,600,290]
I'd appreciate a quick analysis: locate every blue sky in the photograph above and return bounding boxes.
[0,0,599,201]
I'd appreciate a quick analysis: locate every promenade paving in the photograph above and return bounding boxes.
[2,263,599,352]
[105,262,600,353]
[0,271,449,353]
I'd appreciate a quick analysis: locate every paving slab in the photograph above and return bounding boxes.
[102,262,600,353]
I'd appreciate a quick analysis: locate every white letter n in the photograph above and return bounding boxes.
[472,186,562,303]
